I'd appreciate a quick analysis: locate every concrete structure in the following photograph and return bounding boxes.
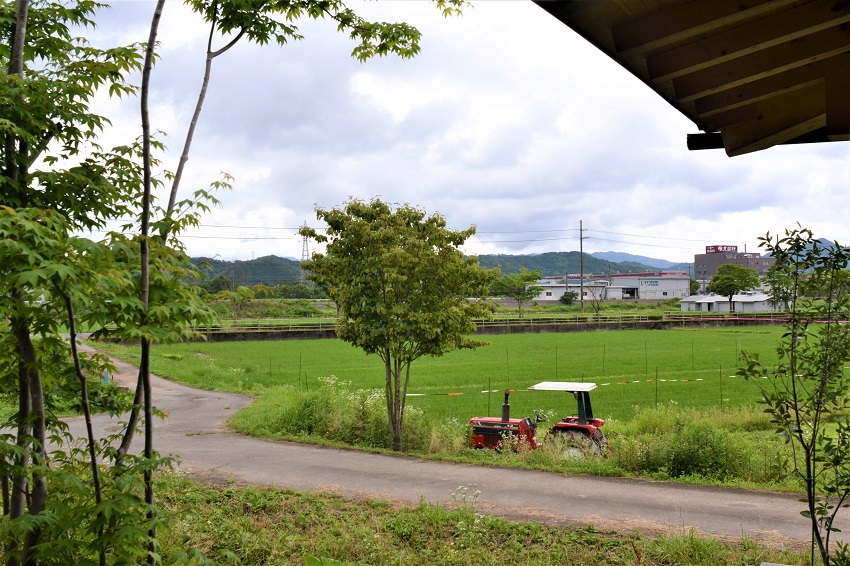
[681,292,780,313]
[534,272,690,302]
[693,245,775,289]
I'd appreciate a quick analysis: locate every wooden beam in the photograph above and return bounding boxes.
[826,54,850,140]
[723,83,826,156]
[701,104,760,131]
[613,0,798,55]
[693,64,824,117]
[647,1,850,81]
[674,25,850,102]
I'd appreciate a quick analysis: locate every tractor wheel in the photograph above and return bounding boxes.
[553,430,599,459]
[592,430,610,457]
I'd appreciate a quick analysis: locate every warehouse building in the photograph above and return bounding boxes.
[534,272,690,302]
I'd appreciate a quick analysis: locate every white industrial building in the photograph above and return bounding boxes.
[680,292,780,313]
[534,272,691,302]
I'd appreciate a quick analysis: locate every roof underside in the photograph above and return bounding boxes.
[534,0,850,156]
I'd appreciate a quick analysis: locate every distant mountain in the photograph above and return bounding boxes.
[192,255,303,285]
[191,250,693,285]
[591,251,676,269]
[476,252,658,277]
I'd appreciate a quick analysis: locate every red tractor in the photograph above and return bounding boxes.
[468,389,543,451]
[468,381,608,456]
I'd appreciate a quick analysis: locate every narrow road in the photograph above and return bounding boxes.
[67,342,843,549]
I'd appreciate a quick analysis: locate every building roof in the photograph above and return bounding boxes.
[535,0,850,157]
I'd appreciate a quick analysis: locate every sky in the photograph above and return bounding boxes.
[83,0,850,264]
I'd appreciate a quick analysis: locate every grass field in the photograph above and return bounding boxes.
[96,326,786,423]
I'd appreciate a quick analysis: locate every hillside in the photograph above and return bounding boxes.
[192,255,303,286]
[191,250,690,284]
[475,251,659,277]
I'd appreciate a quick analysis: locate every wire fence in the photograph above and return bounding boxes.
[195,310,789,334]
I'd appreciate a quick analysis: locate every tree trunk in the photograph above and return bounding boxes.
[64,296,106,566]
[11,319,47,565]
[6,360,30,565]
[384,349,404,451]
[138,2,165,562]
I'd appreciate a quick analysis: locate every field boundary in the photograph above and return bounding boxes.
[193,316,786,342]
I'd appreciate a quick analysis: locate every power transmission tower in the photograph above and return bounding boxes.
[300,222,310,284]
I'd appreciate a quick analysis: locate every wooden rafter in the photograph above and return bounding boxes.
[535,0,850,156]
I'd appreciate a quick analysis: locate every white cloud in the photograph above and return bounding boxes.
[78,0,850,266]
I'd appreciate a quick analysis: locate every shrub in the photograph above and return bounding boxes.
[609,406,787,483]
[255,376,433,452]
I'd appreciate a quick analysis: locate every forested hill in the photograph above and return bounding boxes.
[191,256,303,286]
[191,252,677,285]
[475,252,658,276]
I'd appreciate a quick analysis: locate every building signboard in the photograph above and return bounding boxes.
[640,280,659,287]
[706,245,738,253]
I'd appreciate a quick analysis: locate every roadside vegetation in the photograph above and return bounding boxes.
[156,474,808,565]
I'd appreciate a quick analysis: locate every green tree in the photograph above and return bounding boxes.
[805,268,850,302]
[301,199,496,451]
[690,278,700,295]
[559,290,579,305]
[706,263,760,312]
[763,263,794,310]
[493,268,542,318]
[738,228,850,565]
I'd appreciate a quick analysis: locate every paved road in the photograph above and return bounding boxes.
[67,341,845,550]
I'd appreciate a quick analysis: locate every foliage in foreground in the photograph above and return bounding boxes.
[157,474,808,566]
[739,228,850,566]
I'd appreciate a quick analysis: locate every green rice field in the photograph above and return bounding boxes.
[97,326,792,423]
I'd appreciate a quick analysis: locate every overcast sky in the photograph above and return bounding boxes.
[84,0,850,264]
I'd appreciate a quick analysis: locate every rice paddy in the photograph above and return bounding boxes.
[97,325,787,422]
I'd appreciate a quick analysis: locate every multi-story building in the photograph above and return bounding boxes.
[693,245,774,288]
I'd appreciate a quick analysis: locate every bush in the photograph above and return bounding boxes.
[667,421,743,478]
[610,405,787,483]
[251,377,433,452]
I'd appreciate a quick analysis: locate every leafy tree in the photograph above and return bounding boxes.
[559,290,579,306]
[706,263,760,312]
[805,268,850,303]
[763,263,794,310]
[203,273,236,293]
[301,199,496,451]
[738,228,850,565]
[493,268,542,318]
[689,278,700,295]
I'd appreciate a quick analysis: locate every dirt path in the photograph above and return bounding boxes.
[67,340,843,549]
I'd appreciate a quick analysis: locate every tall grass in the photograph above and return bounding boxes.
[156,475,808,565]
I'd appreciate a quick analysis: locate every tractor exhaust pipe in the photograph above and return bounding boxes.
[501,389,512,422]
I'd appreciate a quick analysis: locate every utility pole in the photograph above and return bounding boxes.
[579,219,584,314]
